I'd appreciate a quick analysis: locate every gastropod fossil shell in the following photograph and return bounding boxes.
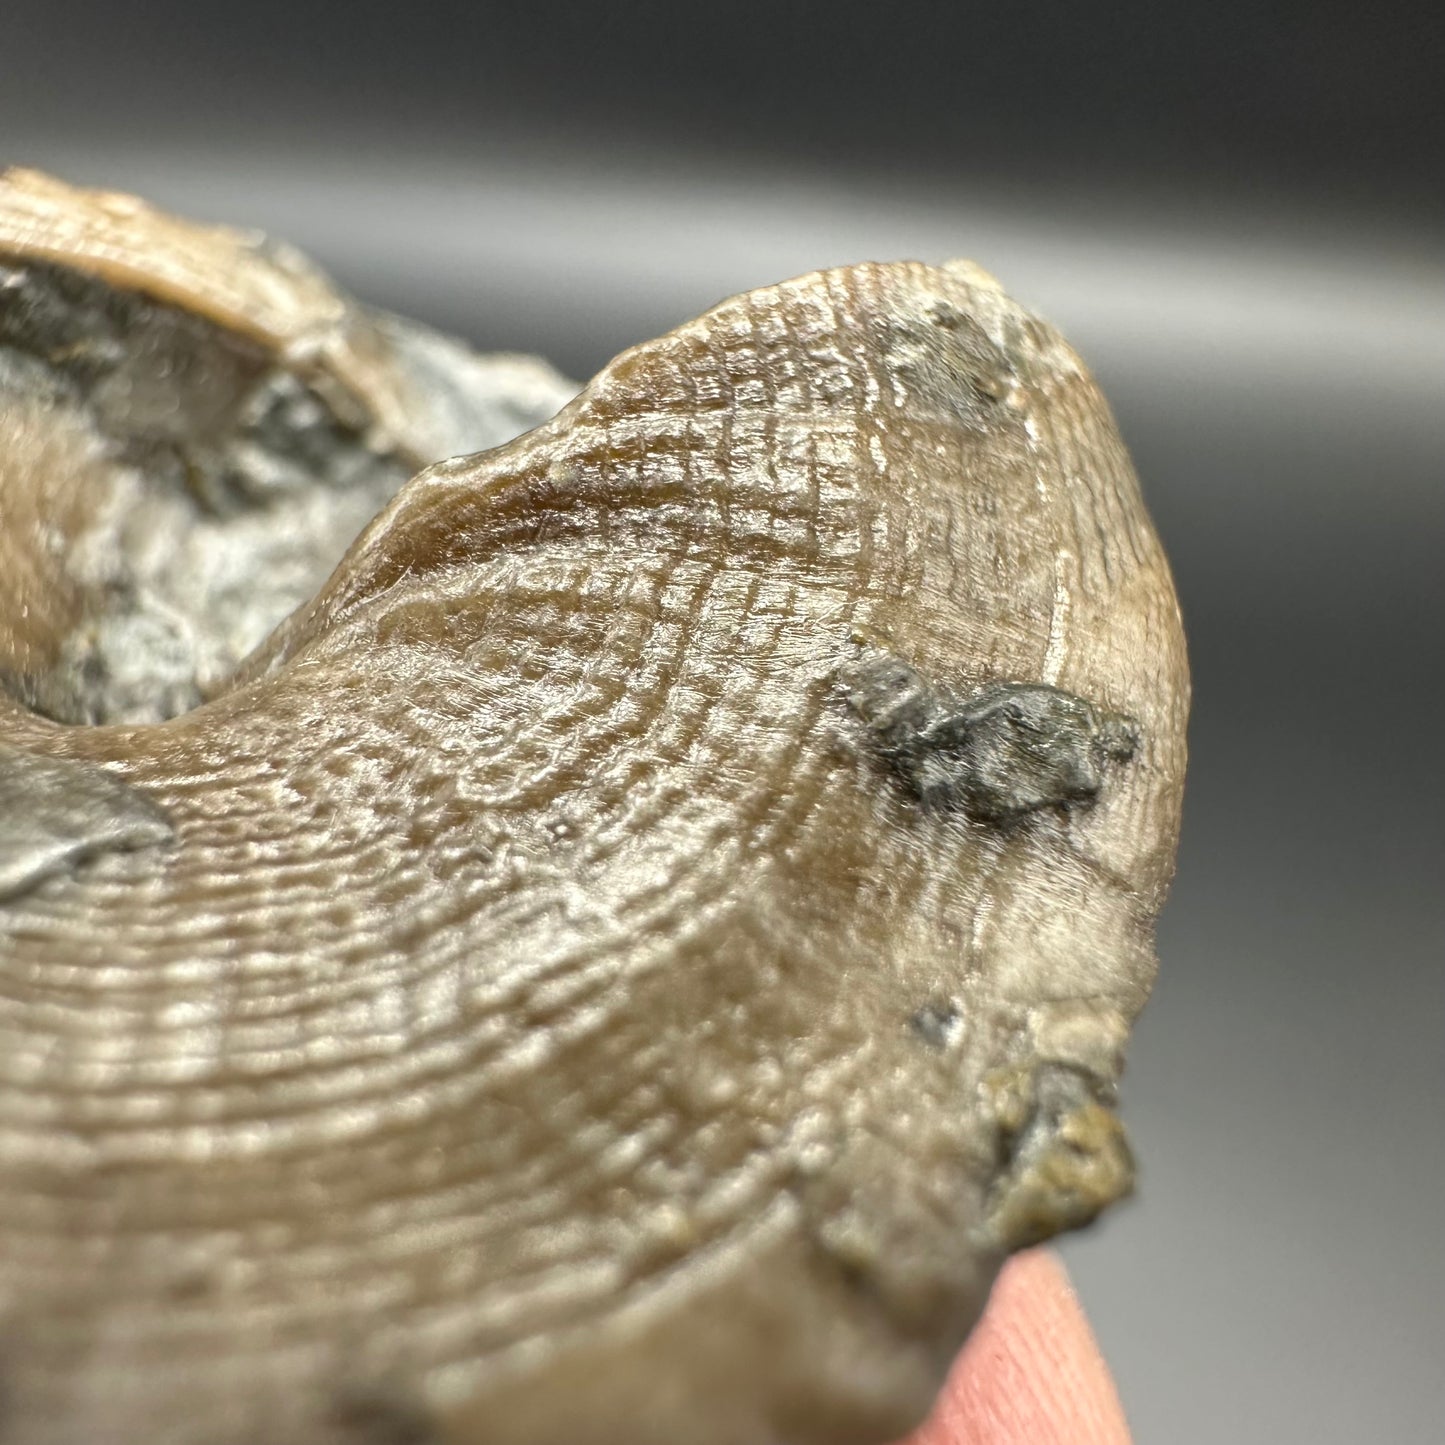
[0,172,1187,1445]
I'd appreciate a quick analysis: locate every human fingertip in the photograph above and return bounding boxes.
[898,1249,1130,1445]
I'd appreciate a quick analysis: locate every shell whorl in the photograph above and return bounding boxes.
[0,177,1187,1445]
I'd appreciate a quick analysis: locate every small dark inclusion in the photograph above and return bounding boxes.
[908,1000,963,1048]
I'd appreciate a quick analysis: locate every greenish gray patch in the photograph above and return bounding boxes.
[846,653,1139,825]
[981,1063,1135,1251]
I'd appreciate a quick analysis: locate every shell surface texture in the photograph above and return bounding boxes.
[0,171,1188,1445]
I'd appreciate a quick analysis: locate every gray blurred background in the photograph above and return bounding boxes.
[3,2,1442,1440]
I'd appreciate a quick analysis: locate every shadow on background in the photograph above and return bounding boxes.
[4,3,1442,1440]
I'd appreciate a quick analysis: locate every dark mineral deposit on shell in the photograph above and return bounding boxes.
[0,168,1188,1445]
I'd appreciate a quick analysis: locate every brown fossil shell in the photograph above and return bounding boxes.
[0,174,1188,1445]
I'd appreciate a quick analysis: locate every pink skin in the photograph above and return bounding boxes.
[899,1252,1131,1445]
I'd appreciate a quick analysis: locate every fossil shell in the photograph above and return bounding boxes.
[0,175,1188,1445]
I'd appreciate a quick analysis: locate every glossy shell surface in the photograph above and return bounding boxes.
[0,175,1188,1445]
